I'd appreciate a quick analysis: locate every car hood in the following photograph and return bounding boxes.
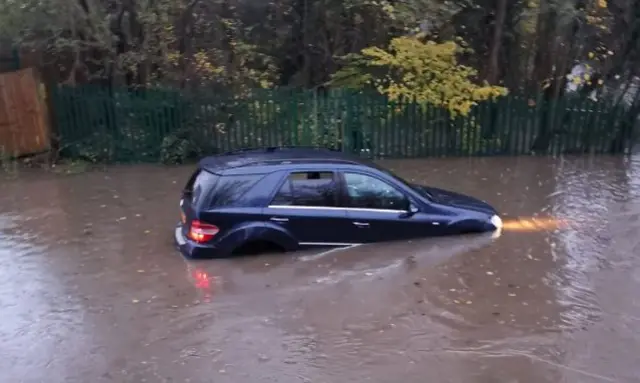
[412,184,496,215]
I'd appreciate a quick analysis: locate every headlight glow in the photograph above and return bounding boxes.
[490,215,503,230]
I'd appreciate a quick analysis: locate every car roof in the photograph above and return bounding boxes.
[198,146,375,175]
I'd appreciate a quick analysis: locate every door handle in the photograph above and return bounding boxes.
[270,217,289,222]
[352,221,370,227]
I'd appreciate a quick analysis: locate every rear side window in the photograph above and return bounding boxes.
[184,169,219,207]
[209,174,264,207]
[271,171,337,207]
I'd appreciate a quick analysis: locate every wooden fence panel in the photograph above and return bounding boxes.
[0,68,49,157]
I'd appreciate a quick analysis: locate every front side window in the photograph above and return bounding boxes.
[343,172,408,211]
[271,171,337,207]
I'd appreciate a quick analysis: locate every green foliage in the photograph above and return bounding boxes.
[332,36,508,116]
[159,131,204,165]
[0,145,18,174]
[0,0,278,88]
[61,132,114,163]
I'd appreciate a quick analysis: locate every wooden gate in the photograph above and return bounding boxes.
[0,68,49,158]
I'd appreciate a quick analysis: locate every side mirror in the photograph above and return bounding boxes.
[399,203,419,218]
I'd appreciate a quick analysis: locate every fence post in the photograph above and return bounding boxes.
[11,46,20,70]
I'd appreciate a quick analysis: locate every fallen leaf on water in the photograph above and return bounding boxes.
[365,272,373,276]
[508,293,517,297]
[486,271,494,275]
[144,230,151,234]
[137,269,145,273]
[132,299,139,303]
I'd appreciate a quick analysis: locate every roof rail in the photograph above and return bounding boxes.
[222,146,340,155]
[256,157,359,166]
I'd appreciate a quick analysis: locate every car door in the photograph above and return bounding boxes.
[339,171,449,243]
[262,170,358,246]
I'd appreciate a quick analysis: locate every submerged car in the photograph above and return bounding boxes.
[175,146,503,258]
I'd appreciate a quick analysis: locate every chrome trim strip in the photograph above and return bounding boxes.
[299,242,362,246]
[267,205,405,214]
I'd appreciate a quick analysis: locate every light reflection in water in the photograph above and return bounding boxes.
[502,216,569,232]
[187,266,215,302]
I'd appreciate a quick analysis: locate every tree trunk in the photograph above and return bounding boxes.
[486,0,507,84]
[531,0,554,88]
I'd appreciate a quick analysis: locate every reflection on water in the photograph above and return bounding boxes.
[1,156,640,382]
[188,267,215,302]
[502,216,569,232]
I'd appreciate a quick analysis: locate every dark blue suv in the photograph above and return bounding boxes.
[175,147,502,258]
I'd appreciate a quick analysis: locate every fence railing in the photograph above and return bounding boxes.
[50,85,637,163]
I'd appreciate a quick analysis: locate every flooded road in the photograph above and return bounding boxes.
[1,155,640,383]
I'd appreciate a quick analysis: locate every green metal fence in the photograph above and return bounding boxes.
[51,85,637,163]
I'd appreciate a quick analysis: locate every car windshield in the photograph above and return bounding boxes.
[365,161,433,199]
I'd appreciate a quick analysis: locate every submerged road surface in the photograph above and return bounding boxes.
[1,155,640,383]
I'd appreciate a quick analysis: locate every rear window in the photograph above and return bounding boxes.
[209,174,264,207]
[184,169,219,206]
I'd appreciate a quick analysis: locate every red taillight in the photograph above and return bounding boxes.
[188,220,219,243]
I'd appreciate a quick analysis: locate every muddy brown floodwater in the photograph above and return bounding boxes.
[1,156,640,383]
